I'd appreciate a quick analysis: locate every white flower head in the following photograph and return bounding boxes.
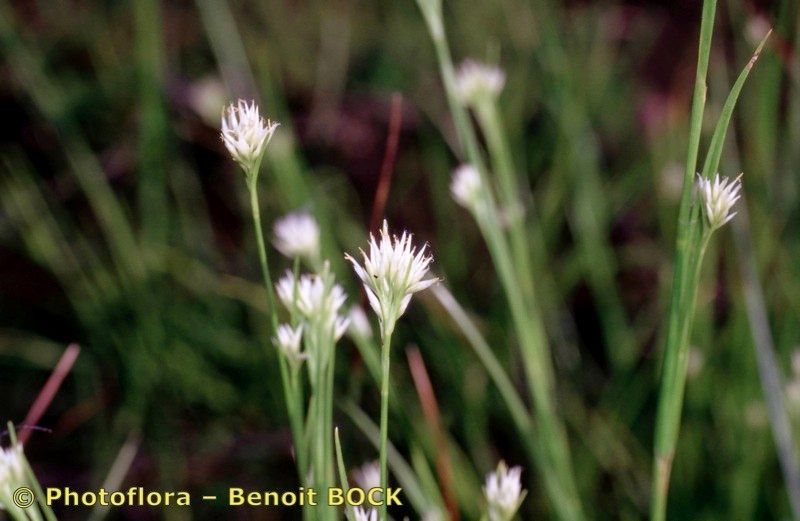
[353,460,381,492]
[353,506,378,521]
[221,99,279,176]
[455,60,506,106]
[273,212,321,262]
[0,444,26,509]
[484,461,526,521]
[347,306,373,340]
[451,164,483,210]
[275,265,350,342]
[696,173,743,230]
[273,324,307,367]
[345,221,437,337]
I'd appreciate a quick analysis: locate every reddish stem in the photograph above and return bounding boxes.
[20,343,81,444]
[406,346,459,520]
[369,93,403,233]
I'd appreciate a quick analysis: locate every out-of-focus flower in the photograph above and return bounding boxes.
[353,506,377,521]
[484,461,526,521]
[273,324,306,367]
[686,347,705,379]
[451,164,483,211]
[347,306,373,340]
[696,173,743,230]
[188,77,227,126]
[275,266,349,342]
[353,461,381,492]
[221,100,279,176]
[455,60,506,107]
[0,445,26,511]
[273,212,320,262]
[346,221,437,337]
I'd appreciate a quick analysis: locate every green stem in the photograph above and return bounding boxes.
[650,0,717,518]
[651,220,712,521]
[248,181,279,331]
[474,100,535,304]
[415,4,583,518]
[378,325,394,521]
[246,178,310,493]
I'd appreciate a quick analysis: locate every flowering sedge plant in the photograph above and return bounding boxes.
[346,220,436,521]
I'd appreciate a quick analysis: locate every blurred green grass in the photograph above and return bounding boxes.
[1,0,799,518]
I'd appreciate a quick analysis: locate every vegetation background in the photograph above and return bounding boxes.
[1,0,798,519]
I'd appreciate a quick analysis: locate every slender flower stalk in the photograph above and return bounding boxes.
[346,221,436,521]
[417,2,584,517]
[221,101,310,490]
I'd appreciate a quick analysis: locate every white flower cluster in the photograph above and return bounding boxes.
[454,60,506,107]
[451,164,484,211]
[346,221,437,337]
[696,173,743,230]
[0,445,26,512]
[353,460,381,493]
[273,324,306,368]
[353,506,378,521]
[275,264,349,370]
[221,100,279,176]
[347,306,373,340]
[273,212,321,262]
[484,461,526,521]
